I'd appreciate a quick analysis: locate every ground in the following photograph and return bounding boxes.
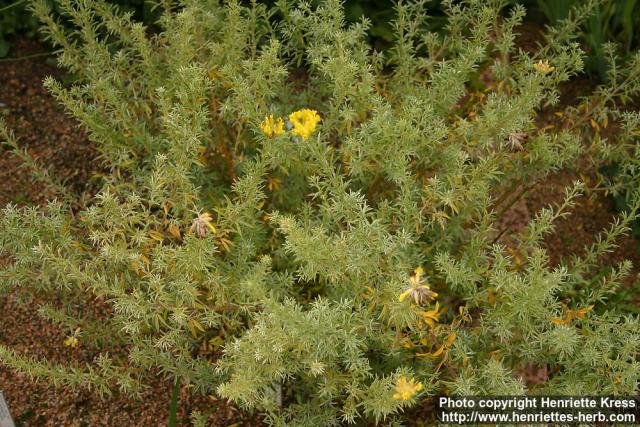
[0,32,639,426]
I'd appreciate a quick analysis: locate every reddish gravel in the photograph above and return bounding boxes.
[0,293,261,427]
[0,40,97,206]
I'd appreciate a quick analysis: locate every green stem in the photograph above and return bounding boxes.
[0,52,53,62]
[0,0,25,13]
[168,378,180,427]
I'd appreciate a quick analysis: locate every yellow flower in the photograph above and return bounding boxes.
[398,267,438,306]
[64,327,81,348]
[533,59,555,75]
[64,336,79,348]
[259,115,285,138]
[392,375,423,401]
[289,109,321,139]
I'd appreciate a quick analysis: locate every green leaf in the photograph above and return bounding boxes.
[0,39,10,58]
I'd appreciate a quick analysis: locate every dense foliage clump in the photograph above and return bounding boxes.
[1,0,640,425]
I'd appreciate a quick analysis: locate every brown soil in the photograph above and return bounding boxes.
[493,166,640,305]
[0,41,96,206]
[0,293,258,427]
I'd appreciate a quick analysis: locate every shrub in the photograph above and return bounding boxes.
[1,0,639,425]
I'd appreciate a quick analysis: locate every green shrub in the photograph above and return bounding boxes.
[1,0,639,425]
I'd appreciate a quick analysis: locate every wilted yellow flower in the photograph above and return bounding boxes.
[416,332,455,359]
[508,132,528,151]
[533,59,555,75]
[392,375,423,401]
[549,304,593,325]
[259,115,285,138]
[419,301,441,327]
[446,332,457,347]
[64,336,79,348]
[190,212,216,238]
[398,267,438,306]
[289,109,321,139]
[266,176,282,192]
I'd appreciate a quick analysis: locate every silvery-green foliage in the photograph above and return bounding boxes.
[0,0,639,425]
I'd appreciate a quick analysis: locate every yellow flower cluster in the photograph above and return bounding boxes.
[259,109,321,140]
[64,336,79,348]
[259,115,285,138]
[533,59,555,75]
[392,375,423,401]
[289,109,321,139]
[64,327,81,348]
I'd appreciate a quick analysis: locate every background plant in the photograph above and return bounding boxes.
[0,0,639,425]
[534,0,640,80]
[0,0,156,57]
[0,0,39,56]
